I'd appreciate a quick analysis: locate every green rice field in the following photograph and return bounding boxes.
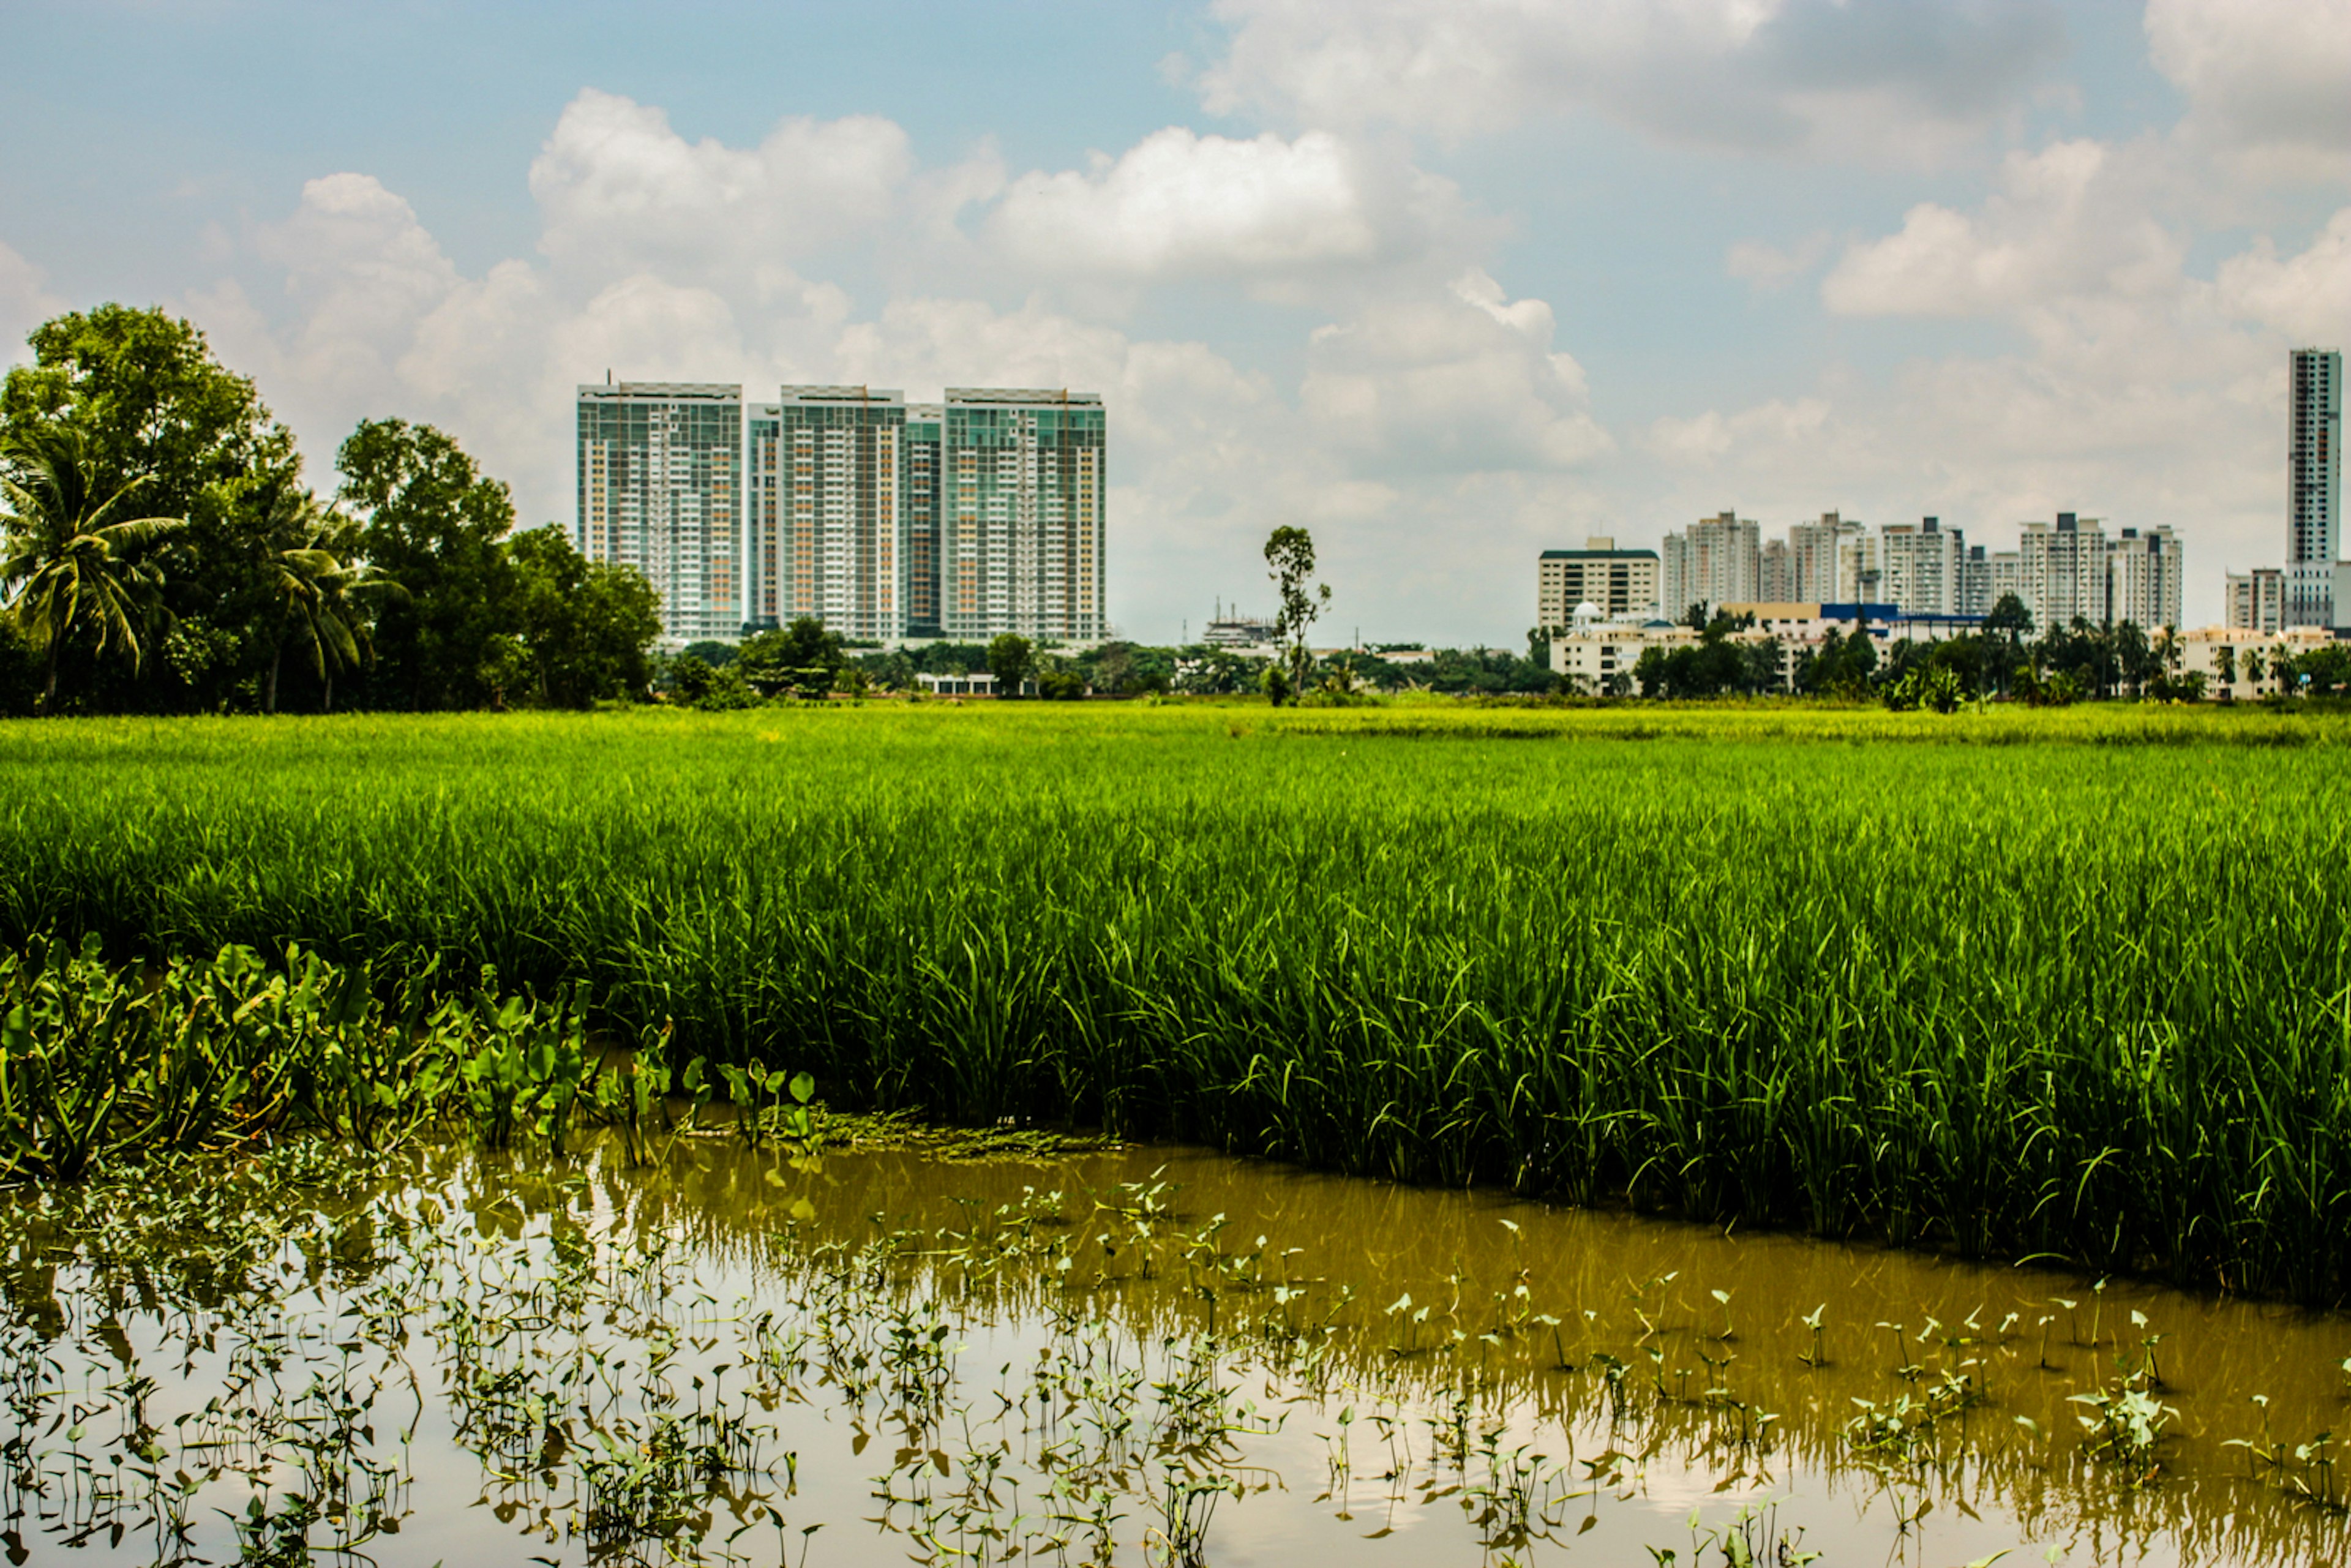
[7,700,2351,1301]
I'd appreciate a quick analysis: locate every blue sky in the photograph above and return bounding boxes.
[2,0,2345,640]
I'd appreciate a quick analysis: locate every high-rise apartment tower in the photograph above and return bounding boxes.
[940,389,1106,644]
[745,386,907,642]
[1660,512,1760,620]
[2287,348,2342,628]
[576,381,743,645]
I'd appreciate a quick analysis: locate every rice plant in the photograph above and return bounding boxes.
[5,702,2351,1300]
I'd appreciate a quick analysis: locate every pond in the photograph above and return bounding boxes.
[4,1133,2347,1566]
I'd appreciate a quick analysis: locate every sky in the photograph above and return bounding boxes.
[1,0,2345,643]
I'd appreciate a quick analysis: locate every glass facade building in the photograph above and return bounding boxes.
[576,382,743,645]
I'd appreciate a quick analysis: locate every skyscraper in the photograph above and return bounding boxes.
[576,381,743,645]
[1878,517,1966,615]
[1786,512,1860,602]
[1659,512,1759,619]
[748,386,908,643]
[2107,525,2184,631]
[2019,513,2108,629]
[2287,348,2342,628]
[940,389,1106,644]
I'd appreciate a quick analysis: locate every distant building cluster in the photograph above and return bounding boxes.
[1537,348,2345,697]
[1540,511,2184,636]
[577,381,1106,648]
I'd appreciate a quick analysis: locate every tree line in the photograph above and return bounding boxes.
[0,306,659,716]
[1618,596,2337,708]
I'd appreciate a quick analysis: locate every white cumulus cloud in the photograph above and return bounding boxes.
[1196,0,2064,161]
[988,128,1395,281]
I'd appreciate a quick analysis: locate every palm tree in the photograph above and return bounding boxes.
[260,490,401,713]
[0,426,182,711]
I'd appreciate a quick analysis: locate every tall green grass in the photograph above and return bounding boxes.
[5,702,2351,1300]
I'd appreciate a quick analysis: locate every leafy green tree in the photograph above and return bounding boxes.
[988,632,1035,697]
[509,525,661,707]
[681,639,738,667]
[3,307,300,710]
[336,419,520,711]
[1263,526,1329,705]
[0,426,184,710]
[740,617,844,698]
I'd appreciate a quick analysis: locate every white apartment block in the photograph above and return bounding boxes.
[2019,513,2109,628]
[1537,538,1661,626]
[1787,513,1859,602]
[2226,566,2287,635]
[1660,512,1760,620]
[1836,529,1881,602]
[746,386,907,643]
[576,381,743,645]
[1878,517,1965,616]
[2107,525,2184,631]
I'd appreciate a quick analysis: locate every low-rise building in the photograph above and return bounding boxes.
[1546,606,1693,693]
[2173,625,2335,699]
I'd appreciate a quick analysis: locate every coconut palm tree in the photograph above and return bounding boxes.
[259,490,402,713]
[0,426,182,711]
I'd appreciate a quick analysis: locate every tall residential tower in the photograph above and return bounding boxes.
[940,389,1106,645]
[576,382,743,645]
[746,387,907,642]
[2287,347,2342,628]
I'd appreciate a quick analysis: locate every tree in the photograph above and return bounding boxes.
[268,544,400,715]
[1263,526,1329,706]
[740,617,845,699]
[336,419,520,710]
[0,425,184,710]
[4,307,301,710]
[987,632,1035,697]
[509,525,661,707]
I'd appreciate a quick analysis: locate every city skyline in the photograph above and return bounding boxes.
[2,2,2344,643]
[586,381,1106,646]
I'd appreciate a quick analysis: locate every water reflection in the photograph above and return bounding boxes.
[2,1135,2347,1566]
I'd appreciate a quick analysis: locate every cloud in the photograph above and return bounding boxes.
[2216,207,2351,339]
[1820,140,2181,317]
[529,88,913,282]
[1198,0,2064,160]
[988,128,1397,281]
[2145,0,2351,170]
[1303,270,1613,475]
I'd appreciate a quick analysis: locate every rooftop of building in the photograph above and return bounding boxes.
[943,388,1104,405]
[778,385,907,404]
[577,382,742,399]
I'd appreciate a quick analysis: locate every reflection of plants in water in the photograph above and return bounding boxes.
[9,1141,2351,1566]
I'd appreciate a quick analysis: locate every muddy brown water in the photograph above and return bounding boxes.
[7,1137,2350,1566]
